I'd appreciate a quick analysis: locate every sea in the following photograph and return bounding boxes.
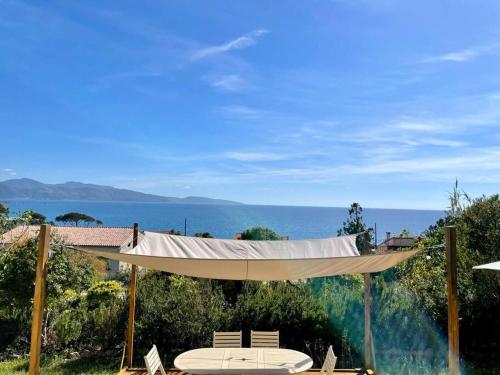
[4,200,444,243]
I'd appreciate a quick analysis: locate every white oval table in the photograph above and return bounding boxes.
[174,348,313,374]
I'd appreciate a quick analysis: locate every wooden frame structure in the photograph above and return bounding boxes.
[27,224,460,375]
[28,224,51,375]
[445,226,460,375]
[126,223,139,368]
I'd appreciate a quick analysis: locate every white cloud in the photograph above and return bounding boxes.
[2,168,17,176]
[419,138,466,147]
[427,49,479,62]
[205,74,246,92]
[215,105,266,120]
[394,120,446,132]
[349,148,500,177]
[224,152,289,162]
[423,43,500,63]
[191,29,268,60]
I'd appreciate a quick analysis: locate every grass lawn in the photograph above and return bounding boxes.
[0,356,119,375]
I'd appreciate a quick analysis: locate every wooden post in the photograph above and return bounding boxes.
[28,224,51,375]
[445,226,460,375]
[363,231,373,370]
[126,223,139,369]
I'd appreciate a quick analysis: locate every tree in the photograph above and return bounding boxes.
[397,193,500,365]
[21,210,46,225]
[240,227,282,240]
[337,202,372,251]
[0,202,8,216]
[194,232,214,238]
[55,212,98,226]
[0,237,97,348]
[164,229,182,235]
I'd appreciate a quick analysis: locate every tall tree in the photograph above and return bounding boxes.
[55,212,98,226]
[21,210,46,225]
[0,202,8,216]
[337,202,372,251]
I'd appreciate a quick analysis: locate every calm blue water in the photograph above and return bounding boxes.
[5,201,443,243]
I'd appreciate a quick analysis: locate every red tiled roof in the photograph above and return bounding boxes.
[1,225,132,247]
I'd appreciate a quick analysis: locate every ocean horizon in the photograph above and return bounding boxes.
[4,200,444,243]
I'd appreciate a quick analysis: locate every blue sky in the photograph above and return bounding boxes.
[1,0,500,209]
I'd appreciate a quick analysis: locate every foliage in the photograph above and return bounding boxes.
[397,193,500,366]
[134,272,228,361]
[163,229,182,235]
[0,203,8,216]
[194,232,214,238]
[20,210,47,225]
[54,212,100,226]
[0,356,119,375]
[232,281,332,364]
[240,226,282,240]
[337,202,372,250]
[86,281,124,308]
[0,238,97,351]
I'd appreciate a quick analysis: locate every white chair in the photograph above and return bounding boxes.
[320,345,337,375]
[250,330,279,348]
[213,331,242,348]
[144,345,167,375]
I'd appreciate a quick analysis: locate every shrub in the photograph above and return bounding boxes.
[134,272,228,362]
[87,280,124,308]
[232,281,332,365]
[240,227,282,240]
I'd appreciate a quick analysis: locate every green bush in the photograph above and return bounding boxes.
[87,281,124,308]
[87,298,127,350]
[54,308,86,345]
[240,227,282,240]
[134,272,229,363]
[232,281,333,365]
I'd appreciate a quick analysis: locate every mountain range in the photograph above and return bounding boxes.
[0,178,242,205]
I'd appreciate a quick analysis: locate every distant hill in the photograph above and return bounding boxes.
[0,178,242,205]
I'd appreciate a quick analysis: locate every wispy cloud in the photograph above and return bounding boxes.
[191,29,268,61]
[2,168,17,177]
[215,105,268,120]
[224,151,290,162]
[423,43,500,63]
[204,74,246,92]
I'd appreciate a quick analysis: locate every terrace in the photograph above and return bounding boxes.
[25,224,461,375]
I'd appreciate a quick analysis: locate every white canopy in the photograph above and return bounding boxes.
[473,261,500,271]
[80,231,418,280]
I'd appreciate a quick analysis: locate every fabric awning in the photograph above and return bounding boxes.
[473,261,500,271]
[79,231,418,280]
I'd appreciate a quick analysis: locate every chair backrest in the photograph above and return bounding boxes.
[144,345,167,375]
[321,345,337,375]
[250,330,279,348]
[213,331,242,348]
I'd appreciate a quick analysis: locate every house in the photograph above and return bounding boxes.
[1,225,135,273]
[377,231,416,252]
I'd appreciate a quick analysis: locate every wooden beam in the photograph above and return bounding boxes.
[445,226,460,375]
[28,224,51,375]
[126,223,139,369]
[362,231,372,370]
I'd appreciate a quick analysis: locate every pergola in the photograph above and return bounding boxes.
[26,224,460,375]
